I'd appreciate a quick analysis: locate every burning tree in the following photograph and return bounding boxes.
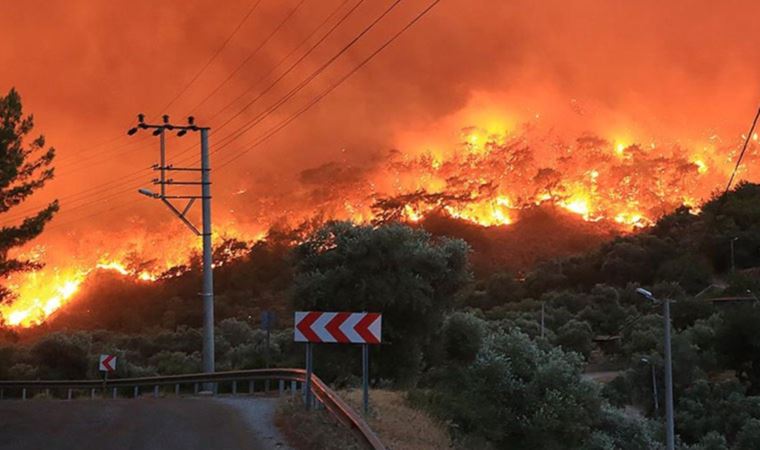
[0,88,58,305]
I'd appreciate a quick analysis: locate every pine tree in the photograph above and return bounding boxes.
[0,88,59,303]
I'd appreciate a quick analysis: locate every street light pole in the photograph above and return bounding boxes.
[641,357,659,415]
[636,288,675,450]
[662,297,675,450]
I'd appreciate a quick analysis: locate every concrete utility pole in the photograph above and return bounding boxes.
[129,115,215,384]
[730,237,738,273]
[640,357,659,415]
[636,288,675,450]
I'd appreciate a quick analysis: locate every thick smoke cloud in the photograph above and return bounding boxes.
[1,0,759,241]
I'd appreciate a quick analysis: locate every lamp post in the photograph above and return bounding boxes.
[640,356,659,415]
[636,288,675,450]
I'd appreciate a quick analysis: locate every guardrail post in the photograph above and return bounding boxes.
[175,384,180,396]
[153,385,159,398]
[279,380,284,396]
[91,388,95,400]
[194,383,199,395]
[22,388,26,400]
[45,388,50,398]
[112,387,117,399]
[232,381,237,396]
[67,389,72,400]
[290,381,296,398]
[1,388,4,400]
[133,386,139,398]
[248,380,254,394]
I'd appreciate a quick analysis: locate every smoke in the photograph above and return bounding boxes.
[2,0,760,324]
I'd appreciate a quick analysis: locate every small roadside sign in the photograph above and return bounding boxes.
[99,354,117,372]
[261,310,276,331]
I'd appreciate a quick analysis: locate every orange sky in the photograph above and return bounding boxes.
[1,0,760,255]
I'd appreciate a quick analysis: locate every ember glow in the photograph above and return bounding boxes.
[2,0,760,327]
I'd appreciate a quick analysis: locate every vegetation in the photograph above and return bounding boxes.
[0,88,58,305]
[7,183,760,448]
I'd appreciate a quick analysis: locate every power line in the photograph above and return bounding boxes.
[725,107,760,195]
[207,0,400,156]
[217,0,441,170]
[145,0,364,164]
[49,0,349,199]
[188,0,308,114]
[14,0,439,229]
[45,0,264,173]
[207,0,354,122]
[1,1,288,227]
[157,0,265,116]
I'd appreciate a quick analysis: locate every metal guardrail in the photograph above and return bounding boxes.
[0,368,385,450]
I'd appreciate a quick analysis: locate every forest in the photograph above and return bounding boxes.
[5,182,760,449]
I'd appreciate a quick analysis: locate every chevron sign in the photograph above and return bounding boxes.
[294,311,382,344]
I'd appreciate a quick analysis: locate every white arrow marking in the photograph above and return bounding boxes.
[340,313,363,343]
[368,316,382,342]
[313,312,336,343]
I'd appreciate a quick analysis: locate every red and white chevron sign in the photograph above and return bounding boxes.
[99,354,117,372]
[294,311,382,344]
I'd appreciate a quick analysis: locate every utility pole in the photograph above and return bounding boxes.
[129,115,215,387]
[731,237,738,273]
[636,288,675,450]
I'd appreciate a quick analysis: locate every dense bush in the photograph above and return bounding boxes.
[292,221,471,384]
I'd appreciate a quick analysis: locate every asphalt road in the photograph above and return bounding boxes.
[0,397,292,450]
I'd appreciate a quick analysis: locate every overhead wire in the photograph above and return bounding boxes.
[156,0,265,116]
[217,0,441,170]
[187,0,308,114]
[0,0,336,226]
[724,107,760,195]
[32,0,267,181]
[206,0,354,122]
[1,0,277,225]
[19,0,441,229]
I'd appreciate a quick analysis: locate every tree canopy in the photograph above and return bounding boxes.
[0,88,58,305]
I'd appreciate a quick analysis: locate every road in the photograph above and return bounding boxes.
[0,397,292,450]
[582,370,621,383]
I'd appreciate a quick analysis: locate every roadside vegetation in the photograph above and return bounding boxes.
[5,182,760,448]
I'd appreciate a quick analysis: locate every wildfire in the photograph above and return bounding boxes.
[0,222,264,327]
[1,111,755,328]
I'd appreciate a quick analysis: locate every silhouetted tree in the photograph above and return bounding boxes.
[0,88,58,305]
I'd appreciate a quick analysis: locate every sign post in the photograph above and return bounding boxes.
[99,354,117,395]
[261,311,276,391]
[362,344,369,414]
[305,343,314,409]
[294,311,382,414]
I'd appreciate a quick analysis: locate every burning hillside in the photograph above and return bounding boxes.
[2,114,756,328]
[3,0,760,329]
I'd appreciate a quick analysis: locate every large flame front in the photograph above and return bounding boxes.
[1,110,756,327]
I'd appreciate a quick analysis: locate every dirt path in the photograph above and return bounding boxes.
[0,397,289,450]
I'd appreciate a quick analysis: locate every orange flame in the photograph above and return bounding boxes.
[1,110,754,327]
